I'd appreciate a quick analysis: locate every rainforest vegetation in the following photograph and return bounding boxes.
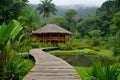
[0,0,120,80]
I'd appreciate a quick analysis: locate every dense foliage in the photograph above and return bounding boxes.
[48,0,120,55]
[85,62,120,80]
[0,0,28,24]
[0,20,24,79]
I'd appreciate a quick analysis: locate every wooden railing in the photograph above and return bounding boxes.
[39,37,65,42]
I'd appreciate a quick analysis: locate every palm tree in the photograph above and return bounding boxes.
[37,0,57,22]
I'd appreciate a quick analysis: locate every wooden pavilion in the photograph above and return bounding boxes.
[32,24,72,43]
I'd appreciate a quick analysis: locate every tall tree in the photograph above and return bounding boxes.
[0,0,28,24]
[37,0,57,22]
[110,11,120,35]
[114,0,120,11]
[18,7,41,38]
[64,9,78,31]
[19,7,41,29]
[49,16,69,30]
[65,9,77,23]
[101,0,114,14]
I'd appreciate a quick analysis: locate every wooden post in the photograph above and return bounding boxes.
[43,34,44,42]
[58,33,60,43]
[50,33,51,42]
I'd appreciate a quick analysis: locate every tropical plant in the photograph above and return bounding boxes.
[14,39,32,52]
[19,7,41,30]
[18,7,41,38]
[58,42,73,50]
[37,0,57,22]
[84,62,120,80]
[31,42,40,48]
[1,60,26,80]
[0,20,22,68]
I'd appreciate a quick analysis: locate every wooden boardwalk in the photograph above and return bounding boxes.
[23,49,81,80]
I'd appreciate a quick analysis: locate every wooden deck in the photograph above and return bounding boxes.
[23,49,81,80]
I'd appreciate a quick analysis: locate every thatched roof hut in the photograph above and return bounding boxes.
[32,24,72,43]
[32,24,71,34]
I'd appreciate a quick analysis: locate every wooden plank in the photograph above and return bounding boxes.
[23,48,81,80]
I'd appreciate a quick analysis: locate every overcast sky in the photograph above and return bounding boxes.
[28,0,107,7]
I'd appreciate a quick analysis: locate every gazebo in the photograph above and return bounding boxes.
[32,24,72,43]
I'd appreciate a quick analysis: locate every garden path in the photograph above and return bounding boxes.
[23,48,81,80]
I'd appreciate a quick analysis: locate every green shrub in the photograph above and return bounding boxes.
[58,42,74,50]
[113,48,120,56]
[58,43,68,50]
[65,42,73,50]
[83,36,104,48]
[72,39,81,49]
[31,42,40,48]
[14,39,32,52]
[84,62,120,80]
[39,42,54,47]
[1,60,26,80]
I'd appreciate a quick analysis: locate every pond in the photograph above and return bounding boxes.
[53,53,116,67]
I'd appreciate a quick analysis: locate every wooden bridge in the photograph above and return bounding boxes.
[23,48,81,80]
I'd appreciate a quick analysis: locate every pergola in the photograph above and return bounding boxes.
[32,24,72,43]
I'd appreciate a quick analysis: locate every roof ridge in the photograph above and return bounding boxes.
[32,24,72,34]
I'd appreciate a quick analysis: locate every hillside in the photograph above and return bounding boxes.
[29,4,98,17]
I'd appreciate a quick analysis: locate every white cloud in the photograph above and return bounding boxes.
[28,0,107,7]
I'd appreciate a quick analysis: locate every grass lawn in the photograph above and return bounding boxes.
[24,59,34,71]
[74,66,91,79]
[22,59,35,78]
[48,48,117,60]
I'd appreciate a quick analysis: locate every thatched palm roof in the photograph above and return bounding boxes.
[32,24,72,34]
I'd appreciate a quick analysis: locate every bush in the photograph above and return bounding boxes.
[83,36,104,48]
[1,59,26,80]
[40,42,54,47]
[58,43,68,50]
[14,39,32,52]
[58,42,73,50]
[84,62,120,80]
[71,39,81,49]
[113,48,120,56]
[31,42,40,48]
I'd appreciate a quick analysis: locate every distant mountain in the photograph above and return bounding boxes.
[29,4,98,17]
[56,5,98,17]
